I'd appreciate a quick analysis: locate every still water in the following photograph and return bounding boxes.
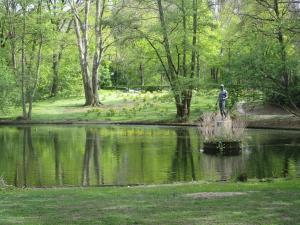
[0,125,299,187]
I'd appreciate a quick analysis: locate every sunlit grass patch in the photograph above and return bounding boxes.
[1,90,216,123]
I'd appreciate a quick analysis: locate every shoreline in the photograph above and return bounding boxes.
[1,118,300,130]
[1,178,298,190]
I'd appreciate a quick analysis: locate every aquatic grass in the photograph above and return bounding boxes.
[198,112,247,142]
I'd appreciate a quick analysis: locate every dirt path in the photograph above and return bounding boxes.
[185,192,247,199]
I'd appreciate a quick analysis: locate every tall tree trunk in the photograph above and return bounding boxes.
[71,0,105,106]
[21,5,27,119]
[185,0,198,117]
[273,0,289,89]
[28,36,43,120]
[50,52,60,97]
[156,0,176,81]
[48,3,72,98]
[91,0,106,106]
[157,0,190,119]
[181,0,187,77]
[190,0,198,78]
[71,0,93,106]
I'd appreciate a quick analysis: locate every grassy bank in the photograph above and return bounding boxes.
[0,90,215,123]
[1,179,300,224]
[1,90,299,130]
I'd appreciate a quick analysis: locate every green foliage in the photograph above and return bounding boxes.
[100,60,112,88]
[0,59,19,112]
[216,0,300,111]
[0,0,299,117]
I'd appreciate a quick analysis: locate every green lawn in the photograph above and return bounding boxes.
[1,90,217,123]
[1,179,300,225]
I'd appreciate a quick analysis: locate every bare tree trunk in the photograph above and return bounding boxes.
[71,0,106,106]
[28,36,43,120]
[91,0,106,106]
[71,0,93,105]
[50,53,60,97]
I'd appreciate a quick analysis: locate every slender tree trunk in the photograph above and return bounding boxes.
[181,0,187,77]
[28,36,43,120]
[274,10,288,88]
[184,0,198,117]
[156,0,176,81]
[196,53,200,80]
[50,53,60,97]
[140,63,144,86]
[190,0,198,78]
[21,6,27,119]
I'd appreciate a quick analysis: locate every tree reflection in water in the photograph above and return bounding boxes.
[82,129,102,186]
[53,133,62,185]
[0,126,298,187]
[170,128,196,182]
[15,127,42,187]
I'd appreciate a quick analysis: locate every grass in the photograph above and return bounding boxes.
[0,179,300,224]
[0,90,217,123]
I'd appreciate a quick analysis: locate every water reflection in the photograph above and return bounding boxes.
[82,129,102,186]
[200,154,248,181]
[170,129,196,182]
[54,133,62,185]
[0,126,299,187]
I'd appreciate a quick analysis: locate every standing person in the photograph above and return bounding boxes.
[216,84,228,120]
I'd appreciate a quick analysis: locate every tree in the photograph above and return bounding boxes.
[219,0,300,115]
[47,0,73,97]
[68,0,109,106]
[2,0,48,120]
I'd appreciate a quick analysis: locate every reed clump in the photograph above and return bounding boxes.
[198,113,246,142]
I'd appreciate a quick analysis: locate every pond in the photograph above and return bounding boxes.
[0,125,299,187]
